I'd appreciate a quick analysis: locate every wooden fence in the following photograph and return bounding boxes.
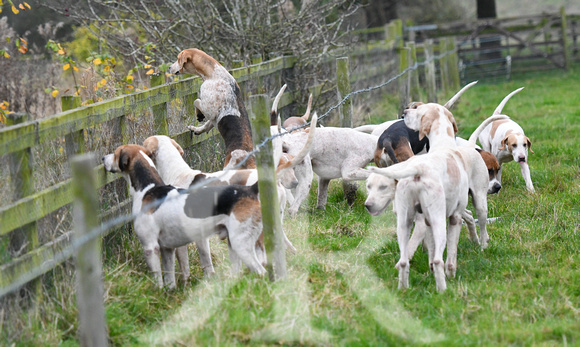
[404,8,580,83]
[2,9,577,298]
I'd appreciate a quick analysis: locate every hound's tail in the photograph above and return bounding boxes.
[277,113,317,173]
[467,114,510,144]
[493,87,524,115]
[368,163,421,181]
[270,84,287,126]
[301,94,313,121]
[444,81,478,109]
[354,124,378,134]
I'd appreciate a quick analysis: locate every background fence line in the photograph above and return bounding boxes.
[1,9,578,300]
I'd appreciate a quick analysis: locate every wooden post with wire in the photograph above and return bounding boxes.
[248,94,286,281]
[398,46,411,116]
[439,38,450,97]
[423,39,438,103]
[71,153,108,347]
[407,41,421,101]
[336,56,358,205]
[447,37,460,92]
[150,73,169,135]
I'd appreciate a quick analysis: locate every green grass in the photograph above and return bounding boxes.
[3,65,579,346]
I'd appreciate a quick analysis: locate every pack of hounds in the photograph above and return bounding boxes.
[102,48,535,292]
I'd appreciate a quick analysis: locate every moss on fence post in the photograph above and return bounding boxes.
[61,96,85,156]
[423,39,438,103]
[150,73,169,135]
[447,37,460,92]
[5,112,41,306]
[248,94,286,281]
[407,42,421,101]
[398,46,411,116]
[439,38,450,97]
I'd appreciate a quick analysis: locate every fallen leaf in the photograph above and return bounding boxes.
[63,64,70,70]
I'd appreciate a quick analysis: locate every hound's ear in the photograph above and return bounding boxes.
[177,50,192,70]
[119,149,131,171]
[142,137,158,158]
[170,138,184,156]
[419,112,432,141]
[444,108,458,134]
[526,136,534,154]
[499,136,509,151]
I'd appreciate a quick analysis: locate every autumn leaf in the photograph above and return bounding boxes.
[126,74,134,83]
[63,64,70,70]
[58,49,65,55]
[3,52,9,58]
[24,2,31,10]
[73,66,79,71]
[19,3,24,10]
[11,5,19,14]
[51,90,59,98]
[145,69,154,75]
[93,58,102,65]
[18,46,28,54]
[103,65,111,72]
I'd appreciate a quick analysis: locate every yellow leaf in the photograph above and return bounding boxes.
[18,46,27,54]
[126,75,134,83]
[12,5,19,14]
[103,65,111,72]
[58,49,65,55]
[100,78,107,85]
[19,3,24,10]
[144,64,151,69]
[146,69,154,75]
[51,90,59,98]
[25,2,31,10]
[63,64,70,71]
[3,52,9,58]
[126,85,134,90]
[59,147,63,155]
[110,57,116,65]
[73,66,79,71]
[93,58,102,65]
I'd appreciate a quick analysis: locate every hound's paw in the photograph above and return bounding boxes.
[187,125,203,135]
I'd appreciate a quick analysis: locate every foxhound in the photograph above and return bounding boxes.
[102,145,265,288]
[168,48,255,168]
[477,88,535,192]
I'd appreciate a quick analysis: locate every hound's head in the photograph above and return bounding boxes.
[143,135,184,161]
[477,148,502,194]
[102,144,155,174]
[167,48,217,78]
[402,103,457,141]
[364,172,397,216]
[277,153,299,189]
[500,132,533,164]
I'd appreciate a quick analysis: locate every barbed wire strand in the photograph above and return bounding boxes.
[0,47,457,298]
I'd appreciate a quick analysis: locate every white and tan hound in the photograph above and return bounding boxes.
[102,145,266,288]
[477,88,535,192]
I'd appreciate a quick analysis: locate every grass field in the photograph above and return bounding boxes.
[4,65,579,346]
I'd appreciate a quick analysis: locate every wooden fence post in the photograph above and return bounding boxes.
[398,46,411,116]
[424,39,438,103]
[61,96,85,156]
[6,113,41,302]
[336,57,353,128]
[336,57,358,204]
[248,94,286,281]
[71,153,108,347]
[561,6,570,70]
[407,42,421,101]
[393,19,404,50]
[150,73,169,135]
[447,37,460,92]
[439,39,450,97]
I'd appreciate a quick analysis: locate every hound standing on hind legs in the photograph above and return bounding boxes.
[168,48,255,168]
